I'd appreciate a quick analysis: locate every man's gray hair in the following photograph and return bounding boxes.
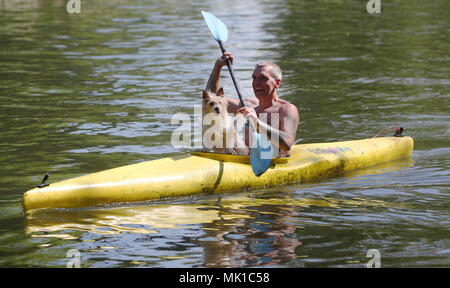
[255,62,282,81]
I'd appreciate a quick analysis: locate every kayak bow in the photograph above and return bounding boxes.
[23,136,413,213]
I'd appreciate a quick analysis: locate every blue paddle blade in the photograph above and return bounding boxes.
[250,132,274,177]
[201,11,228,43]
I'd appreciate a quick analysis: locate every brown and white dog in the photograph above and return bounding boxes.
[202,88,248,155]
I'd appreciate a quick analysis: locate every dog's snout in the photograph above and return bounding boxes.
[214,106,220,113]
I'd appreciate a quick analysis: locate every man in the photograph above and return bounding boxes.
[205,52,299,157]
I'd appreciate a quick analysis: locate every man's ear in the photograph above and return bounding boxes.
[203,90,210,100]
[217,87,224,97]
[275,79,281,89]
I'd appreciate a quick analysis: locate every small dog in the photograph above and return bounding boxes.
[202,88,248,155]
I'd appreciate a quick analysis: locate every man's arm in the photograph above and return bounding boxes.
[275,104,299,152]
[205,61,222,94]
[227,97,258,113]
[205,53,258,113]
[257,114,297,154]
[241,104,299,155]
[205,63,242,112]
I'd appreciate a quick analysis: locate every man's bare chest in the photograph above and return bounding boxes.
[255,106,282,125]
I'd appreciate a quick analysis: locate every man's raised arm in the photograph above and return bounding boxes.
[205,52,248,113]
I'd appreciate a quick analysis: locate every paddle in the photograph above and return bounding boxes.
[201,11,273,177]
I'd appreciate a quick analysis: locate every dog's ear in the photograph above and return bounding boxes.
[217,87,224,97]
[202,90,210,100]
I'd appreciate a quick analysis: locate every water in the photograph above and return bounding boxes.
[0,0,448,267]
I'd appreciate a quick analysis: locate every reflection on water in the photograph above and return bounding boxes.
[25,193,388,267]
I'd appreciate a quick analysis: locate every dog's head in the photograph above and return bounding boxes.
[202,88,227,115]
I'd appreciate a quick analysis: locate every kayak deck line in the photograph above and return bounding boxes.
[209,160,224,194]
[22,136,414,213]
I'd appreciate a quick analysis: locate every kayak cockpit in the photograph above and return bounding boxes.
[190,151,290,165]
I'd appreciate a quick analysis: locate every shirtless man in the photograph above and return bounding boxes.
[205,52,299,157]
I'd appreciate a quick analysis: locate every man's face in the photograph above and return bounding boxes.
[252,66,280,99]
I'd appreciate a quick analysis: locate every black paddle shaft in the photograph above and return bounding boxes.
[217,40,258,133]
[217,40,246,108]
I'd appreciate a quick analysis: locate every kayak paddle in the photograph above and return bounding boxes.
[201,11,273,177]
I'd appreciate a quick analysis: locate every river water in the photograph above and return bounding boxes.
[0,0,448,267]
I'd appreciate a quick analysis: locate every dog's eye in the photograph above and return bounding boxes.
[209,102,214,106]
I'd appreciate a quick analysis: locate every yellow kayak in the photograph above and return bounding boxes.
[22,136,413,213]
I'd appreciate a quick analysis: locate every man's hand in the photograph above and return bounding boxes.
[238,107,258,129]
[216,51,233,68]
[237,106,257,122]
